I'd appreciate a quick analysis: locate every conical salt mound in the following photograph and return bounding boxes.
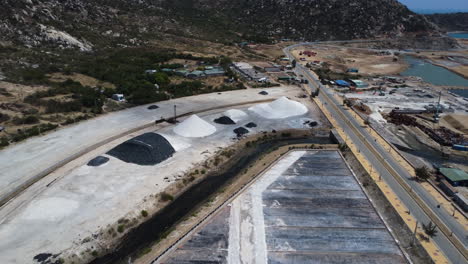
[173,115,217,138]
[248,96,308,119]
[224,109,248,122]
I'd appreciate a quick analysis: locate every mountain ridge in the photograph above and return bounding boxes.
[0,0,455,50]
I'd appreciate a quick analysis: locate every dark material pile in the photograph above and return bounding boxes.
[245,122,257,128]
[214,116,236,125]
[107,133,175,165]
[303,120,318,127]
[234,127,249,137]
[309,121,318,127]
[259,91,268,95]
[387,112,465,146]
[147,105,159,110]
[87,156,110,167]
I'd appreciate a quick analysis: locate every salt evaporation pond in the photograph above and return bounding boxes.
[173,114,217,138]
[450,89,468,99]
[248,97,308,119]
[401,56,468,87]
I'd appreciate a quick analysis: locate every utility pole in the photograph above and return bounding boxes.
[173,105,177,122]
[411,221,418,246]
[433,90,442,123]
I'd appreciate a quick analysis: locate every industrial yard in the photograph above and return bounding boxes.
[162,150,407,264]
[0,39,467,264]
[0,86,329,264]
[291,45,408,76]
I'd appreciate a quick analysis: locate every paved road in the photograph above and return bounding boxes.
[284,44,467,264]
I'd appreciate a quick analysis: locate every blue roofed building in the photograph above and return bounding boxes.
[335,80,351,87]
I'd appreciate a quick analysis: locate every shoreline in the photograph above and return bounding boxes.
[402,54,468,89]
[447,31,468,35]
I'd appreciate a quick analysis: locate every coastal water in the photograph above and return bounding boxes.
[450,89,468,99]
[401,56,468,87]
[448,32,468,39]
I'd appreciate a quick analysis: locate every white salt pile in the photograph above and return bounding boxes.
[248,96,308,119]
[159,133,191,151]
[368,105,387,124]
[224,109,248,123]
[173,115,217,138]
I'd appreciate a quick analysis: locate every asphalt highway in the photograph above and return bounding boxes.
[284,44,467,264]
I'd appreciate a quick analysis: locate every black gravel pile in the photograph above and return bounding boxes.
[87,156,110,167]
[245,122,257,128]
[147,105,159,110]
[214,116,236,125]
[303,120,318,127]
[107,133,175,166]
[259,91,268,95]
[234,127,249,137]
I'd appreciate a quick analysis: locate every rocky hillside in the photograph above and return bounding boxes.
[426,13,468,32]
[0,0,451,50]
[183,0,438,40]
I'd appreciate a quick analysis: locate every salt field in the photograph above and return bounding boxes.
[163,150,406,264]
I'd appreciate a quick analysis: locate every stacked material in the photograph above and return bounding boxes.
[224,109,248,123]
[87,156,109,167]
[248,97,308,119]
[173,115,217,138]
[107,133,175,165]
[245,122,257,128]
[234,127,249,137]
[214,116,236,125]
[368,105,387,124]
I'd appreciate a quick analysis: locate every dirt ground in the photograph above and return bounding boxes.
[150,35,248,60]
[440,114,468,135]
[291,45,408,76]
[151,35,289,62]
[48,73,116,89]
[248,42,293,60]
[0,81,49,102]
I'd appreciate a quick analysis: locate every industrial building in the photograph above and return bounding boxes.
[439,168,468,187]
[232,62,268,81]
[251,61,282,72]
[186,70,206,79]
[204,66,225,77]
[350,79,369,89]
[336,80,351,87]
